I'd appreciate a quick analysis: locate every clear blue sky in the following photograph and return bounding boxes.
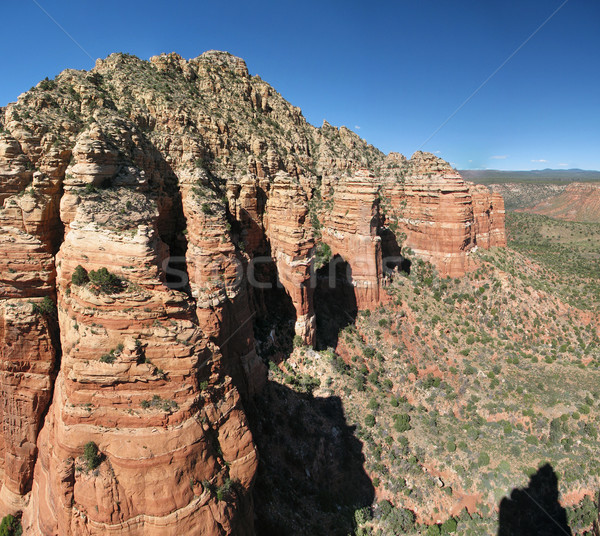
[1,0,598,170]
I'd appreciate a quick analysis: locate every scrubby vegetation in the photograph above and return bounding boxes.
[83,441,101,471]
[72,265,124,294]
[140,394,178,412]
[256,212,600,534]
[30,296,57,317]
[71,265,89,286]
[506,212,600,310]
[88,267,123,294]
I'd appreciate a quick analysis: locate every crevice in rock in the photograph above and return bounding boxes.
[379,227,411,276]
[149,144,194,298]
[250,246,296,364]
[314,255,358,350]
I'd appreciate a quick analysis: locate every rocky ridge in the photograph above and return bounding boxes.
[0,51,505,534]
[519,182,600,223]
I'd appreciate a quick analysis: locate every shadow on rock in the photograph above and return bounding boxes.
[314,255,358,350]
[248,380,374,536]
[498,463,572,536]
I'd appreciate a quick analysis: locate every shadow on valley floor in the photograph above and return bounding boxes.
[498,463,572,536]
[248,380,374,536]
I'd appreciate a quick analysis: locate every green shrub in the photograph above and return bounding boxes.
[72,265,89,286]
[0,514,22,536]
[216,478,235,501]
[393,413,411,433]
[363,346,376,359]
[567,495,597,531]
[441,518,458,533]
[88,267,122,294]
[39,77,56,91]
[354,506,372,525]
[423,374,441,389]
[525,435,539,445]
[31,296,56,317]
[314,242,332,269]
[83,441,101,470]
[100,352,115,364]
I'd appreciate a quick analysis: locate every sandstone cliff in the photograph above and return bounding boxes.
[0,50,506,534]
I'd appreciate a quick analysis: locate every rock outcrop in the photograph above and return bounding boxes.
[380,152,506,278]
[0,300,56,511]
[264,173,316,344]
[469,184,506,249]
[24,186,257,535]
[0,50,506,534]
[321,170,383,309]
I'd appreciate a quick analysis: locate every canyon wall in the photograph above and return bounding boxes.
[0,51,506,534]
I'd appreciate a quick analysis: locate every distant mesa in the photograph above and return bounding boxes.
[518,182,600,223]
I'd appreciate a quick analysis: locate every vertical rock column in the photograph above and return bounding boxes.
[24,188,258,536]
[179,170,266,395]
[0,301,56,512]
[321,170,383,309]
[469,184,507,248]
[264,172,316,345]
[0,132,61,513]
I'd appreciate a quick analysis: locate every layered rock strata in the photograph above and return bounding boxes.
[321,170,383,309]
[380,152,506,278]
[263,173,316,344]
[24,188,257,535]
[0,50,506,535]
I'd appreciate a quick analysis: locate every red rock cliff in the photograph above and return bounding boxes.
[0,51,507,535]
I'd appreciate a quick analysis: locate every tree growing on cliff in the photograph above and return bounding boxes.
[30,296,57,317]
[71,265,89,286]
[83,441,102,470]
[0,514,22,536]
[88,267,122,294]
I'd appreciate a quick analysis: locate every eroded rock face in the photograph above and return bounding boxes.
[0,50,506,535]
[321,170,383,309]
[380,152,506,278]
[0,134,33,205]
[0,300,56,509]
[469,184,507,249]
[264,173,316,344]
[0,130,62,516]
[178,170,264,397]
[24,191,257,535]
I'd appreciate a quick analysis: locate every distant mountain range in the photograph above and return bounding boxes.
[459,168,600,183]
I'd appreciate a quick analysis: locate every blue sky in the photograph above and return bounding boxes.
[1,1,598,170]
